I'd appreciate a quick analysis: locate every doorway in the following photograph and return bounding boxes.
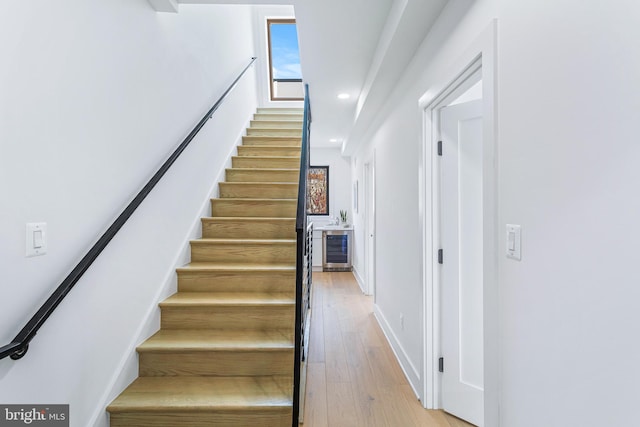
[418,21,498,427]
[364,155,376,297]
[440,99,484,426]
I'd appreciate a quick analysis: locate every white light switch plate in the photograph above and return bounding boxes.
[26,222,47,257]
[506,224,521,260]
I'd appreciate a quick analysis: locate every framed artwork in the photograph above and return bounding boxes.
[307,166,329,215]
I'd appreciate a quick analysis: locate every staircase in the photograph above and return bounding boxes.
[108,108,304,427]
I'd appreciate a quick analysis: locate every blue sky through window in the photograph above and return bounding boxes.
[270,23,302,80]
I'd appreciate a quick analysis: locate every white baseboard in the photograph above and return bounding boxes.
[373,304,422,399]
[352,266,366,294]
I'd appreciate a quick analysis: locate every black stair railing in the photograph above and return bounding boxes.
[293,83,312,426]
[0,57,257,361]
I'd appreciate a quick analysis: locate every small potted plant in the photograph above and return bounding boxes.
[339,210,348,227]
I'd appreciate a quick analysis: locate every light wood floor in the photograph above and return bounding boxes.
[301,272,474,427]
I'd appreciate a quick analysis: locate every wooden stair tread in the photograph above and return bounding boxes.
[247,125,302,131]
[232,156,300,160]
[108,377,292,412]
[191,238,296,244]
[220,182,298,185]
[242,135,302,142]
[237,146,302,157]
[257,108,302,112]
[139,330,293,352]
[254,116,302,119]
[201,218,295,222]
[177,262,296,272]
[219,181,298,184]
[250,120,303,123]
[228,168,298,172]
[212,197,296,202]
[239,145,301,149]
[160,292,295,306]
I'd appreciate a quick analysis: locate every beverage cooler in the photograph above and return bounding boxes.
[322,230,352,271]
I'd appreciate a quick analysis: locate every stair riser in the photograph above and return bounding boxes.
[237,146,301,157]
[139,350,294,377]
[242,136,301,146]
[177,270,295,293]
[161,306,295,331]
[226,169,299,183]
[110,410,292,427]
[232,157,300,169]
[249,120,302,129]
[211,200,297,217]
[254,114,303,121]
[190,242,295,264]
[246,128,301,137]
[257,108,302,114]
[219,183,298,199]
[202,219,296,239]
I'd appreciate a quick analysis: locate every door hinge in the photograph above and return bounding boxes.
[439,357,444,373]
[438,249,443,264]
[437,140,443,156]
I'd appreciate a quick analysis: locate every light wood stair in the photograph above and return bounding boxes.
[108,108,303,427]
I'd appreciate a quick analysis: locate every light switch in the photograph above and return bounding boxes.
[507,231,516,251]
[26,223,47,257]
[506,224,521,260]
[33,230,44,248]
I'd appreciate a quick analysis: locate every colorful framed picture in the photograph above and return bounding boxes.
[307,166,329,215]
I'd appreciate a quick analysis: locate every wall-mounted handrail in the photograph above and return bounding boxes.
[293,83,312,425]
[0,57,257,361]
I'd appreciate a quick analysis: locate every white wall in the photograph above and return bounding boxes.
[0,2,258,426]
[352,0,640,425]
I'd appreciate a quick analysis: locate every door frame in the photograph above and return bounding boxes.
[418,20,499,426]
[364,152,376,298]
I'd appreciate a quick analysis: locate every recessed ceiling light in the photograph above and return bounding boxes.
[337,93,350,100]
[329,138,338,143]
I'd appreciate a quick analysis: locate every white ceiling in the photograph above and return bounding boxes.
[294,0,393,149]
[163,0,450,153]
[295,0,449,153]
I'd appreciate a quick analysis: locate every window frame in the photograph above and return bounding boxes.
[267,18,303,101]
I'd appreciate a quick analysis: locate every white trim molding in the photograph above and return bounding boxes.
[418,19,499,427]
[373,304,421,394]
[352,265,366,294]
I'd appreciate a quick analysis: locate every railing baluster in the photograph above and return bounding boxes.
[293,83,311,426]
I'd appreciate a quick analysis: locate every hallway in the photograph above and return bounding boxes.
[301,272,473,427]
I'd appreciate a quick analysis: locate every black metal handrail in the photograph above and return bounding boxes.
[292,84,312,425]
[0,57,257,361]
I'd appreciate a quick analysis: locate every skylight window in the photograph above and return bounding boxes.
[267,19,303,101]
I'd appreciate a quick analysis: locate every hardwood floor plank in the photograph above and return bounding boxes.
[307,295,325,363]
[302,363,328,427]
[325,382,359,427]
[300,272,479,427]
[322,305,350,383]
[379,385,425,427]
[364,346,406,387]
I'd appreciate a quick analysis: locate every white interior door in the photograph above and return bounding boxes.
[440,99,484,426]
[364,160,375,297]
